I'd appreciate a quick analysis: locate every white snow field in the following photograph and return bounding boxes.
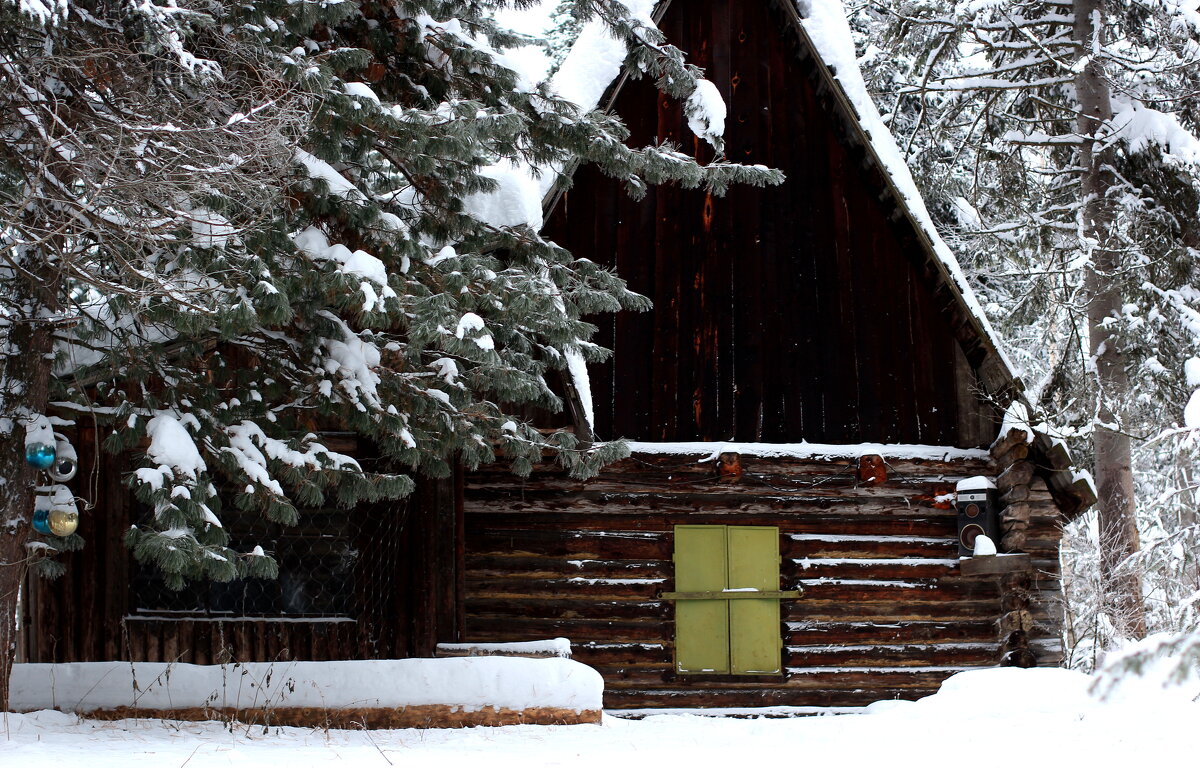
[2,667,1197,767]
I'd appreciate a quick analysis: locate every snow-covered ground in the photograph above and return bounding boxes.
[3,667,1197,767]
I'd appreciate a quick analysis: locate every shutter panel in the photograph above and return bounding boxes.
[727,526,782,674]
[674,525,729,674]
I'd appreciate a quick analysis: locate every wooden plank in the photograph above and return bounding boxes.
[960,554,1033,577]
[467,452,994,480]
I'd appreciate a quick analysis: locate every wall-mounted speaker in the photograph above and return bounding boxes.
[956,487,998,557]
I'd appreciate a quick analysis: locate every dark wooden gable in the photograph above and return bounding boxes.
[544,0,1000,447]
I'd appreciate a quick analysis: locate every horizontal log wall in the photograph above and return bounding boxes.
[463,453,1067,709]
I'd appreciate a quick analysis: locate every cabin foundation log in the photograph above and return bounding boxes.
[68,704,601,729]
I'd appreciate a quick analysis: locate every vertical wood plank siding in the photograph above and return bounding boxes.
[462,455,1067,709]
[543,0,994,445]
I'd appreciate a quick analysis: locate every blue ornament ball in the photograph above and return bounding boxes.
[31,507,52,535]
[25,442,56,470]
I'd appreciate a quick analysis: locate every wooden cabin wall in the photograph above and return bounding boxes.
[462,454,1067,709]
[18,424,131,664]
[543,0,998,446]
[18,428,462,665]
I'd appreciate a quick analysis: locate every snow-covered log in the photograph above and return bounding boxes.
[9,658,603,728]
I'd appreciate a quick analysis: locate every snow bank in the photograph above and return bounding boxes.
[864,667,1094,718]
[7,667,1200,767]
[10,657,603,715]
[624,440,989,462]
[1094,632,1200,706]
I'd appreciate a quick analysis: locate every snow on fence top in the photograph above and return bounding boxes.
[624,440,989,462]
[10,657,603,715]
[436,638,573,658]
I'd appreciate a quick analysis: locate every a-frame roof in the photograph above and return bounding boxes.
[541,0,1093,517]
[548,0,1016,397]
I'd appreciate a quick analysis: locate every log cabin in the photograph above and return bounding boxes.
[17,0,1095,713]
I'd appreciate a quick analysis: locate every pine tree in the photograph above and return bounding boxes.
[0,0,780,709]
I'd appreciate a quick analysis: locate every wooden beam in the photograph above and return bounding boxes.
[958,554,1032,577]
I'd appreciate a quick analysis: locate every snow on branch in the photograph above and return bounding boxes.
[8,0,68,25]
[1107,97,1200,166]
[134,412,207,493]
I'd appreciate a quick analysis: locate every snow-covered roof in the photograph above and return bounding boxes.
[788,1,1016,380]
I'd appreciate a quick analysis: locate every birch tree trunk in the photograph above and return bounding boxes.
[1074,0,1147,641]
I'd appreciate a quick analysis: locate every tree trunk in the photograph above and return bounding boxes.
[1074,0,1147,641]
[0,272,57,712]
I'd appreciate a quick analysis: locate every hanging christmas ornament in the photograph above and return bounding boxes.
[32,485,79,537]
[23,414,56,470]
[25,441,56,470]
[46,506,79,536]
[47,434,77,482]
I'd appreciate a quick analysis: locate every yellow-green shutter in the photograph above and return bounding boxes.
[727,526,783,674]
[674,525,730,673]
[673,525,782,675]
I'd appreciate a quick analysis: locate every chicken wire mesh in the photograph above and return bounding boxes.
[130,502,365,619]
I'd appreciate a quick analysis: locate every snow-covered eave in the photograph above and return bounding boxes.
[624,440,989,463]
[785,1,1021,398]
